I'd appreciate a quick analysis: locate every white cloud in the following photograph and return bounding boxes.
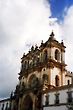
[61,5,73,71]
[0,0,53,98]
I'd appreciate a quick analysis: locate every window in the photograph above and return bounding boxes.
[5,103,8,110]
[29,61,33,68]
[1,103,4,110]
[33,59,37,67]
[67,80,70,85]
[44,50,48,62]
[28,60,29,68]
[45,94,49,105]
[55,93,59,104]
[43,68,45,71]
[35,56,40,66]
[55,49,60,61]
[55,75,59,86]
[67,91,72,103]
[32,59,35,66]
[23,95,33,110]
[24,61,28,69]
[40,53,43,62]
[21,62,26,71]
[28,75,39,88]
[43,74,48,83]
[37,57,40,64]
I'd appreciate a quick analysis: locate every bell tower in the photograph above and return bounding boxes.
[46,31,67,86]
[48,31,65,64]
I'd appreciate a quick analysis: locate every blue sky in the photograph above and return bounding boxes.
[49,0,73,21]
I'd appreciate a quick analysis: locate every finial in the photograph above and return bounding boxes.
[35,44,38,50]
[10,91,13,99]
[49,31,55,41]
[41,40,43,45]
[22,53,26,58]
[61,40,64,45]
[29,50,30,53]
[23,53,25,56]
[50,30,55,37]
[31,45,34,51]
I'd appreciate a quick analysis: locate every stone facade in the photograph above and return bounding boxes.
[43,84,73,110]
[0,93,15,110]
[0,98,10,110]
[17,31,73,110]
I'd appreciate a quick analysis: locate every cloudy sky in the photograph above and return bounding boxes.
[0,0,73,99]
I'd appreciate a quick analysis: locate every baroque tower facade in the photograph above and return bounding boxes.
[14,32,72,110]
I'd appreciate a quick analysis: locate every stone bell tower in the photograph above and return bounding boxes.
[13,31,72,110]
[46,31,66,86]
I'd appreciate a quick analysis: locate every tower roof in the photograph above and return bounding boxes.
[49,31,56,41]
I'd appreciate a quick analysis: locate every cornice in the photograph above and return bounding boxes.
[21,36,66,62]
[43,84,73,94]
[19,59,67,80]
[47,42,65,52]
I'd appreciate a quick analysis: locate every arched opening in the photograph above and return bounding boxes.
[36,56,40,65]
[23,95,33,110]
[24,61,28,69]
[28,74,36,86]
[35,92,42,109]
[44,50,48,62]
[43,74,48,83]
[28,74,39,88]
[5,103,8,110]
[55,49,60,61]
[55,75,59,86]
[67,80,70,85]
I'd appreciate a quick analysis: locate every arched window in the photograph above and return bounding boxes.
[55,49,60,61]
[27,60,29,68]
[24,61,28,69]
[29,60,33,68]
[40,53,43,62]
[28,74,39,88]
[45,94,49,105]
[21,61,27,71]
[55,75,59,86]
[67,80,70,85]
[43,74,48,83]
[44,50,48,62]
[36,56,40,65]
[23,95,33,110]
